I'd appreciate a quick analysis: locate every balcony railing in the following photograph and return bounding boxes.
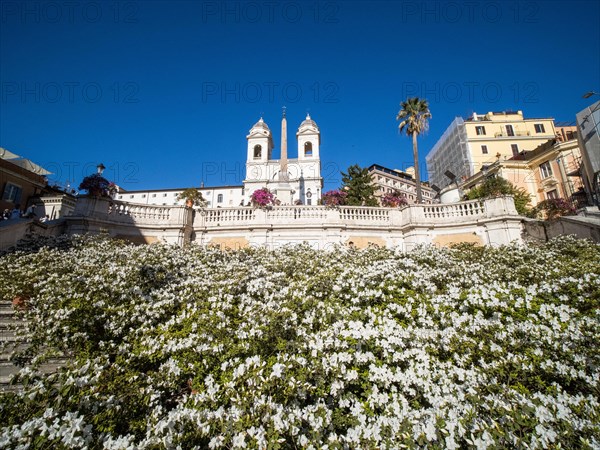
[494,131,531,137]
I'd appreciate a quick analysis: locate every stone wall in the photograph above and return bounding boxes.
[523,215,600,243]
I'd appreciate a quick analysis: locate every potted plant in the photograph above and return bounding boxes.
[250,188,275,208]
[78,174,116,198]
[176,188,207,208]
[12,294,30,311]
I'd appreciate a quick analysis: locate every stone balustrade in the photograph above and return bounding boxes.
[421,200,485,219]
[193,198,507,229]
[109,203,172,223]
[63,196,523,248]
[73,197,192,227]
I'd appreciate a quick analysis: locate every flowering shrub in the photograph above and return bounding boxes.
[0,235,599,448]
[321,189,347,206]
[381,191,408,207]
[78,174,116,198]
[250,188,275,208]
[529,198,577,220]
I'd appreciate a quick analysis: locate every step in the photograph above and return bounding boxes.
[0,326,28,339]
[0,304,14,317]
[0,341,29,352]
[0,374,15,386]
[0,318,27,327]
[0,332,31,343]
[0,359,67,387]
[0,361,21,377]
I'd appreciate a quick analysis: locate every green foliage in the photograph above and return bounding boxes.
[396,97,431,136]
[341,164,378,206]
[466,176,532,215]
[0,235,599,448]
[176,188,207,207]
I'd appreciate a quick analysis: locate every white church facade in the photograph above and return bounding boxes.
[116,112,323,207]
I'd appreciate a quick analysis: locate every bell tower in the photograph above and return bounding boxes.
[296,114,320,160]
[246,117,273,163]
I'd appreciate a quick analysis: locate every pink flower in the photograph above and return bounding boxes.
[321,190,347,206]
[381,191,408,208]
[251,188,275,207]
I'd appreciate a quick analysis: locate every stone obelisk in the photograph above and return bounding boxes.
[279,106,289,182]
[276,106,292,204]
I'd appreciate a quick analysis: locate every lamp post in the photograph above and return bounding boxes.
[583,91,599,99]
[97,163,106,175]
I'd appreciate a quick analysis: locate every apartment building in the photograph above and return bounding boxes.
[426,111,556,189]
[368,164,435,204]
[461,137,583,207]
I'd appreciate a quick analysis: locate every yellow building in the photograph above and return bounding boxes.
[426,111,556,189]
[461,137,583,207]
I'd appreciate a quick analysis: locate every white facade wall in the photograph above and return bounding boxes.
[116,186,245,208]
[244,158,322,205]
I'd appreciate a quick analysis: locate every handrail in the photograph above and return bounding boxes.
[73,197,520,230]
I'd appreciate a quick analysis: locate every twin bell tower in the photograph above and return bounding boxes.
[244,109,323,205]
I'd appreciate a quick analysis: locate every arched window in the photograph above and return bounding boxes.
[217,194,223,203]
[254,145,262,159]
[304,142,313,157]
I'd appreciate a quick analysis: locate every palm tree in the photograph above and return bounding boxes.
[396,97,431,204]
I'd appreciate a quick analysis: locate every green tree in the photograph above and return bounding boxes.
[465,176,531,215]
[341,165,378,206]
[176,188,207,207]
[397,97,431,204]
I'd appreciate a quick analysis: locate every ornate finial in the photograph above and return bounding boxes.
[282,106,286,118]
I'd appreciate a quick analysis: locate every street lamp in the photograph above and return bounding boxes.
[444,170,456,182]
[583,91,599,99]
[97,163,106,175]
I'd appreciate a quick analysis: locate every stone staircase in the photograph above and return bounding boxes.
[0,299,65,392]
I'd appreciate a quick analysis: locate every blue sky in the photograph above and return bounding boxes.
[1,0,599,192]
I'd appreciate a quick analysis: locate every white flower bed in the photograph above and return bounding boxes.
[0,235,599,449]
